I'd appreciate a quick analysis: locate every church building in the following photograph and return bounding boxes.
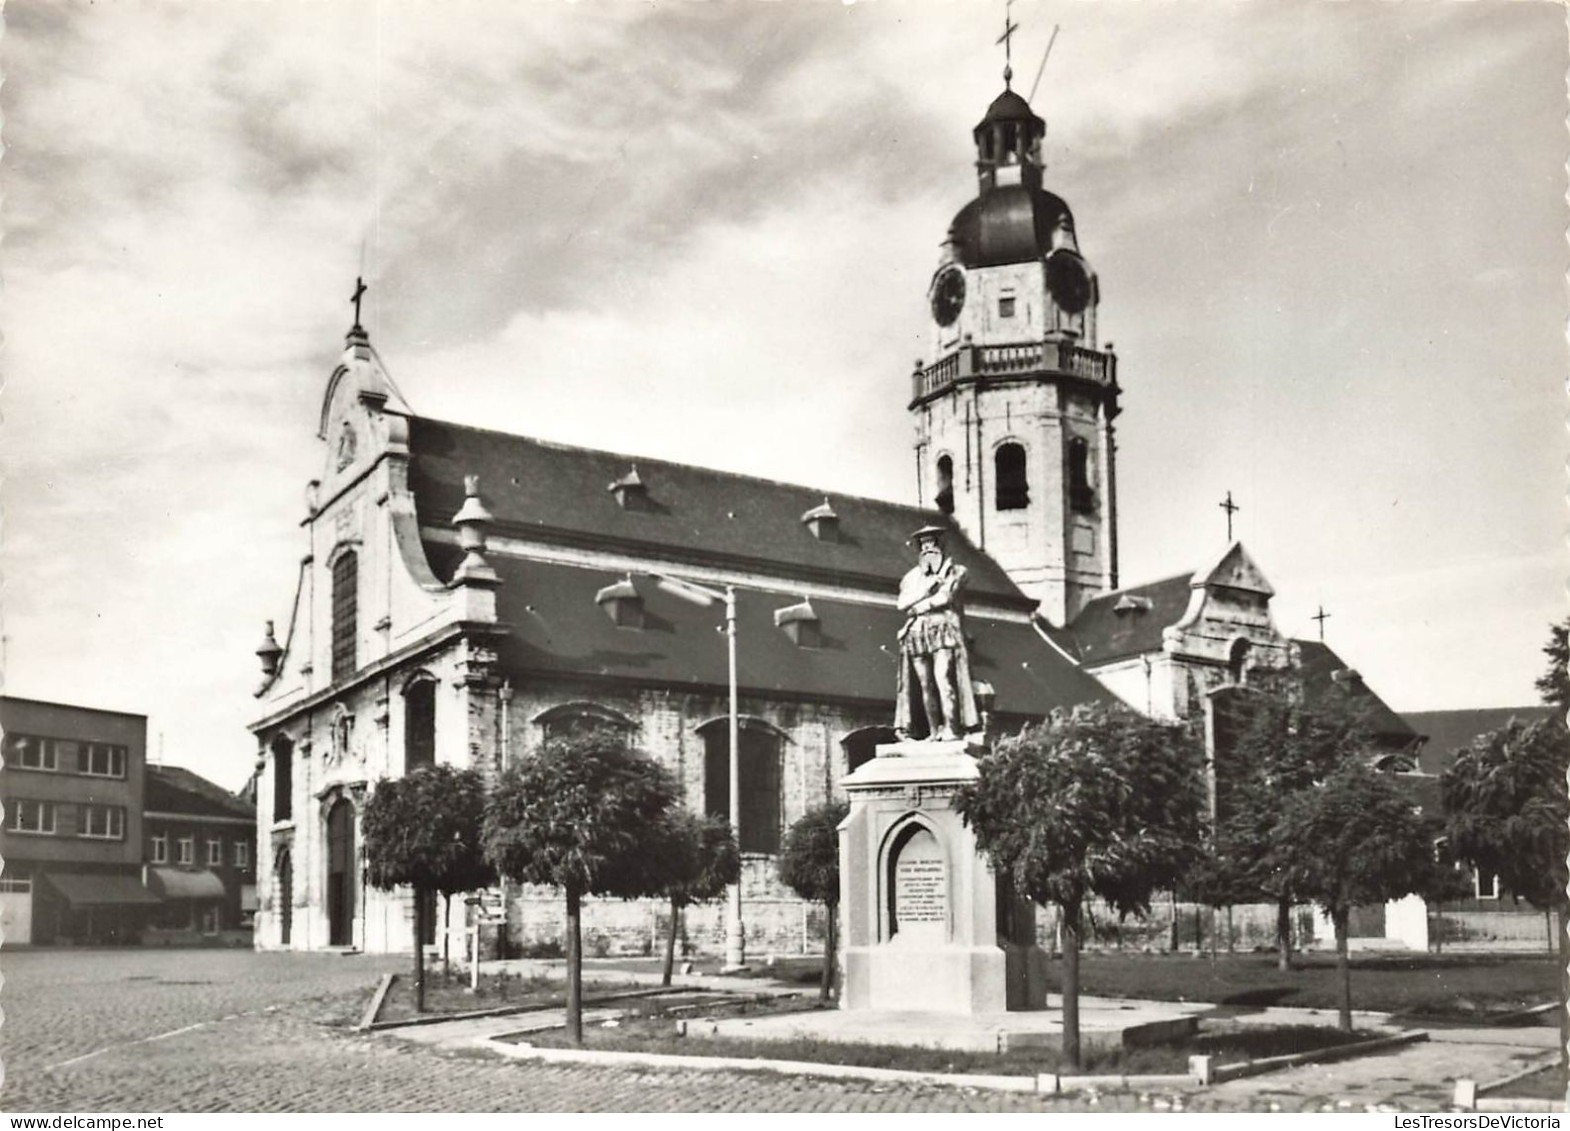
[249,75,1410,957]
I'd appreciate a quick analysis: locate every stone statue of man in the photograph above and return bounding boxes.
[895,526,981,741]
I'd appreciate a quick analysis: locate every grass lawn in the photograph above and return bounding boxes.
[512,1000,1377,1077]
[1489,1063,1567,1101]
[1064,952,1557,1019]
[374,969,649,1024]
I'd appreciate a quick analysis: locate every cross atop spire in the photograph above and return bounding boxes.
[997,0,1019,88]
[1219,490,1240,542]
[350,276,367,331]
[1312,605,1331,641]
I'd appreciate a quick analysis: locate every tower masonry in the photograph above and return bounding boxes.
[911,86,1120,626]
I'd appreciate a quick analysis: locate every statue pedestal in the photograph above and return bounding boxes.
[837,739,1047,1013]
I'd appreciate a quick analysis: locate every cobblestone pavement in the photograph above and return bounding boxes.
[0,948,1552,1113]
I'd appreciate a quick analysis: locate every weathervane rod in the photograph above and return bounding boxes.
[1028,24,1061,103]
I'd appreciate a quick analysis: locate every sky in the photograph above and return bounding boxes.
[2,1,1565,792]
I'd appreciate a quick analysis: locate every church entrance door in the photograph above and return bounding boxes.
[326,800,356,947]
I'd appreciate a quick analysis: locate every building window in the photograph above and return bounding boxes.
[207,839,223,866]
[1476,872,1499,900]
[331,549,358,682]
[405,678,437,772]
[234,841,250,868]
[272,736,293,823]
[178,836,194,865]
[8,800,56,835]
[995,443,1029,511]
[998,295,1016,318]
[80,805,125,840]
[5,734,57,772]
[83,743,128,778]
[1067,436,1094,514]
[152,834,168,864]
[702,722,782,855]
[935,454,954,516]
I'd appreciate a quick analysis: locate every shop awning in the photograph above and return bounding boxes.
[146,867,226,901]
[42,872,161,908]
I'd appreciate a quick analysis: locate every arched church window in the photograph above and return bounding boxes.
[1227,639,1251,685]
[271,736,293,823]
[404,677,436,772]
[331,550,358,683]
[1067,437,1094,514]
[995,444,1029,511]
[536,703,635,745]
[935,455,954,516]
[701,721,782,855]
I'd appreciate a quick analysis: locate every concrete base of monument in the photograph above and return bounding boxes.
[702,995,1210,1054]
[844,940,1050,1013]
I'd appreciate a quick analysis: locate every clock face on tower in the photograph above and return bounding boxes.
[930,266,966,327]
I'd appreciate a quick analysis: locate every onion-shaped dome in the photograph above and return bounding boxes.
[948,185,1075,269]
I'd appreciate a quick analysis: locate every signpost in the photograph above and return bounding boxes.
[466,890,506,992]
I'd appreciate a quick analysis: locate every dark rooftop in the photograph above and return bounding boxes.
[145,764,253,822]
[1402,706,1557,776]
[454,554,1114,719]
[408,418,1028,606]
[1064,573,1193,665]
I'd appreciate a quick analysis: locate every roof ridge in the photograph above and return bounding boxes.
[414,415,945,518]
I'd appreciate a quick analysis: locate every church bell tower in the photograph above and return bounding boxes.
[910,81,1120,627]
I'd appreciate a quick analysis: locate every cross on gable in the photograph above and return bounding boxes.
[1219,490,1240,542]
[351,276,367,328]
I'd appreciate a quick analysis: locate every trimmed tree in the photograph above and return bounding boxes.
[481,728,678,1045]
[1279,760,1433,1030]
[954,703,1206,1067]
[647,811,740,987]
[361,764,494,1013]
[1442,714,1570,1064]
[778,800,851,1002]
[1206,687,1376,971]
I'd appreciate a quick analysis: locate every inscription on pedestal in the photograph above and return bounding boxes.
[895,858,945,923]
[889,824,947,937]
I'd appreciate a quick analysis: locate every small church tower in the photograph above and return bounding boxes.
[910,80,1119,626]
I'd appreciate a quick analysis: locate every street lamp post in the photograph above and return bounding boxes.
[653,572,745,970]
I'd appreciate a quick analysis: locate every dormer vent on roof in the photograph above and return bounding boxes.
[773,597,822,648]
[1113,594,1154,615]
[801,499,840,542]
[1330,668,1363,688]
[607,466,650,511]
[595,576,645,629]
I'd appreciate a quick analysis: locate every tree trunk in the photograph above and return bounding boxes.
[1276,897,1293,971]
[443,892,452,982]
[820,901,837,1003]
[662,897,680,988]
[1060,900,1082,1069]
[413,885,427,1014]
[566,884,583,1047]
[1208,906,1218,962]
[1334,906,1352,1032]
[1226,905,1235,953]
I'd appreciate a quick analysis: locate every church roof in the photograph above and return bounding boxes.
[1294,639,1417,747]
[1062,573,1194,665]
[1402,706,1556,775]
[407,417,1029,605]
[419,548,1113,718]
